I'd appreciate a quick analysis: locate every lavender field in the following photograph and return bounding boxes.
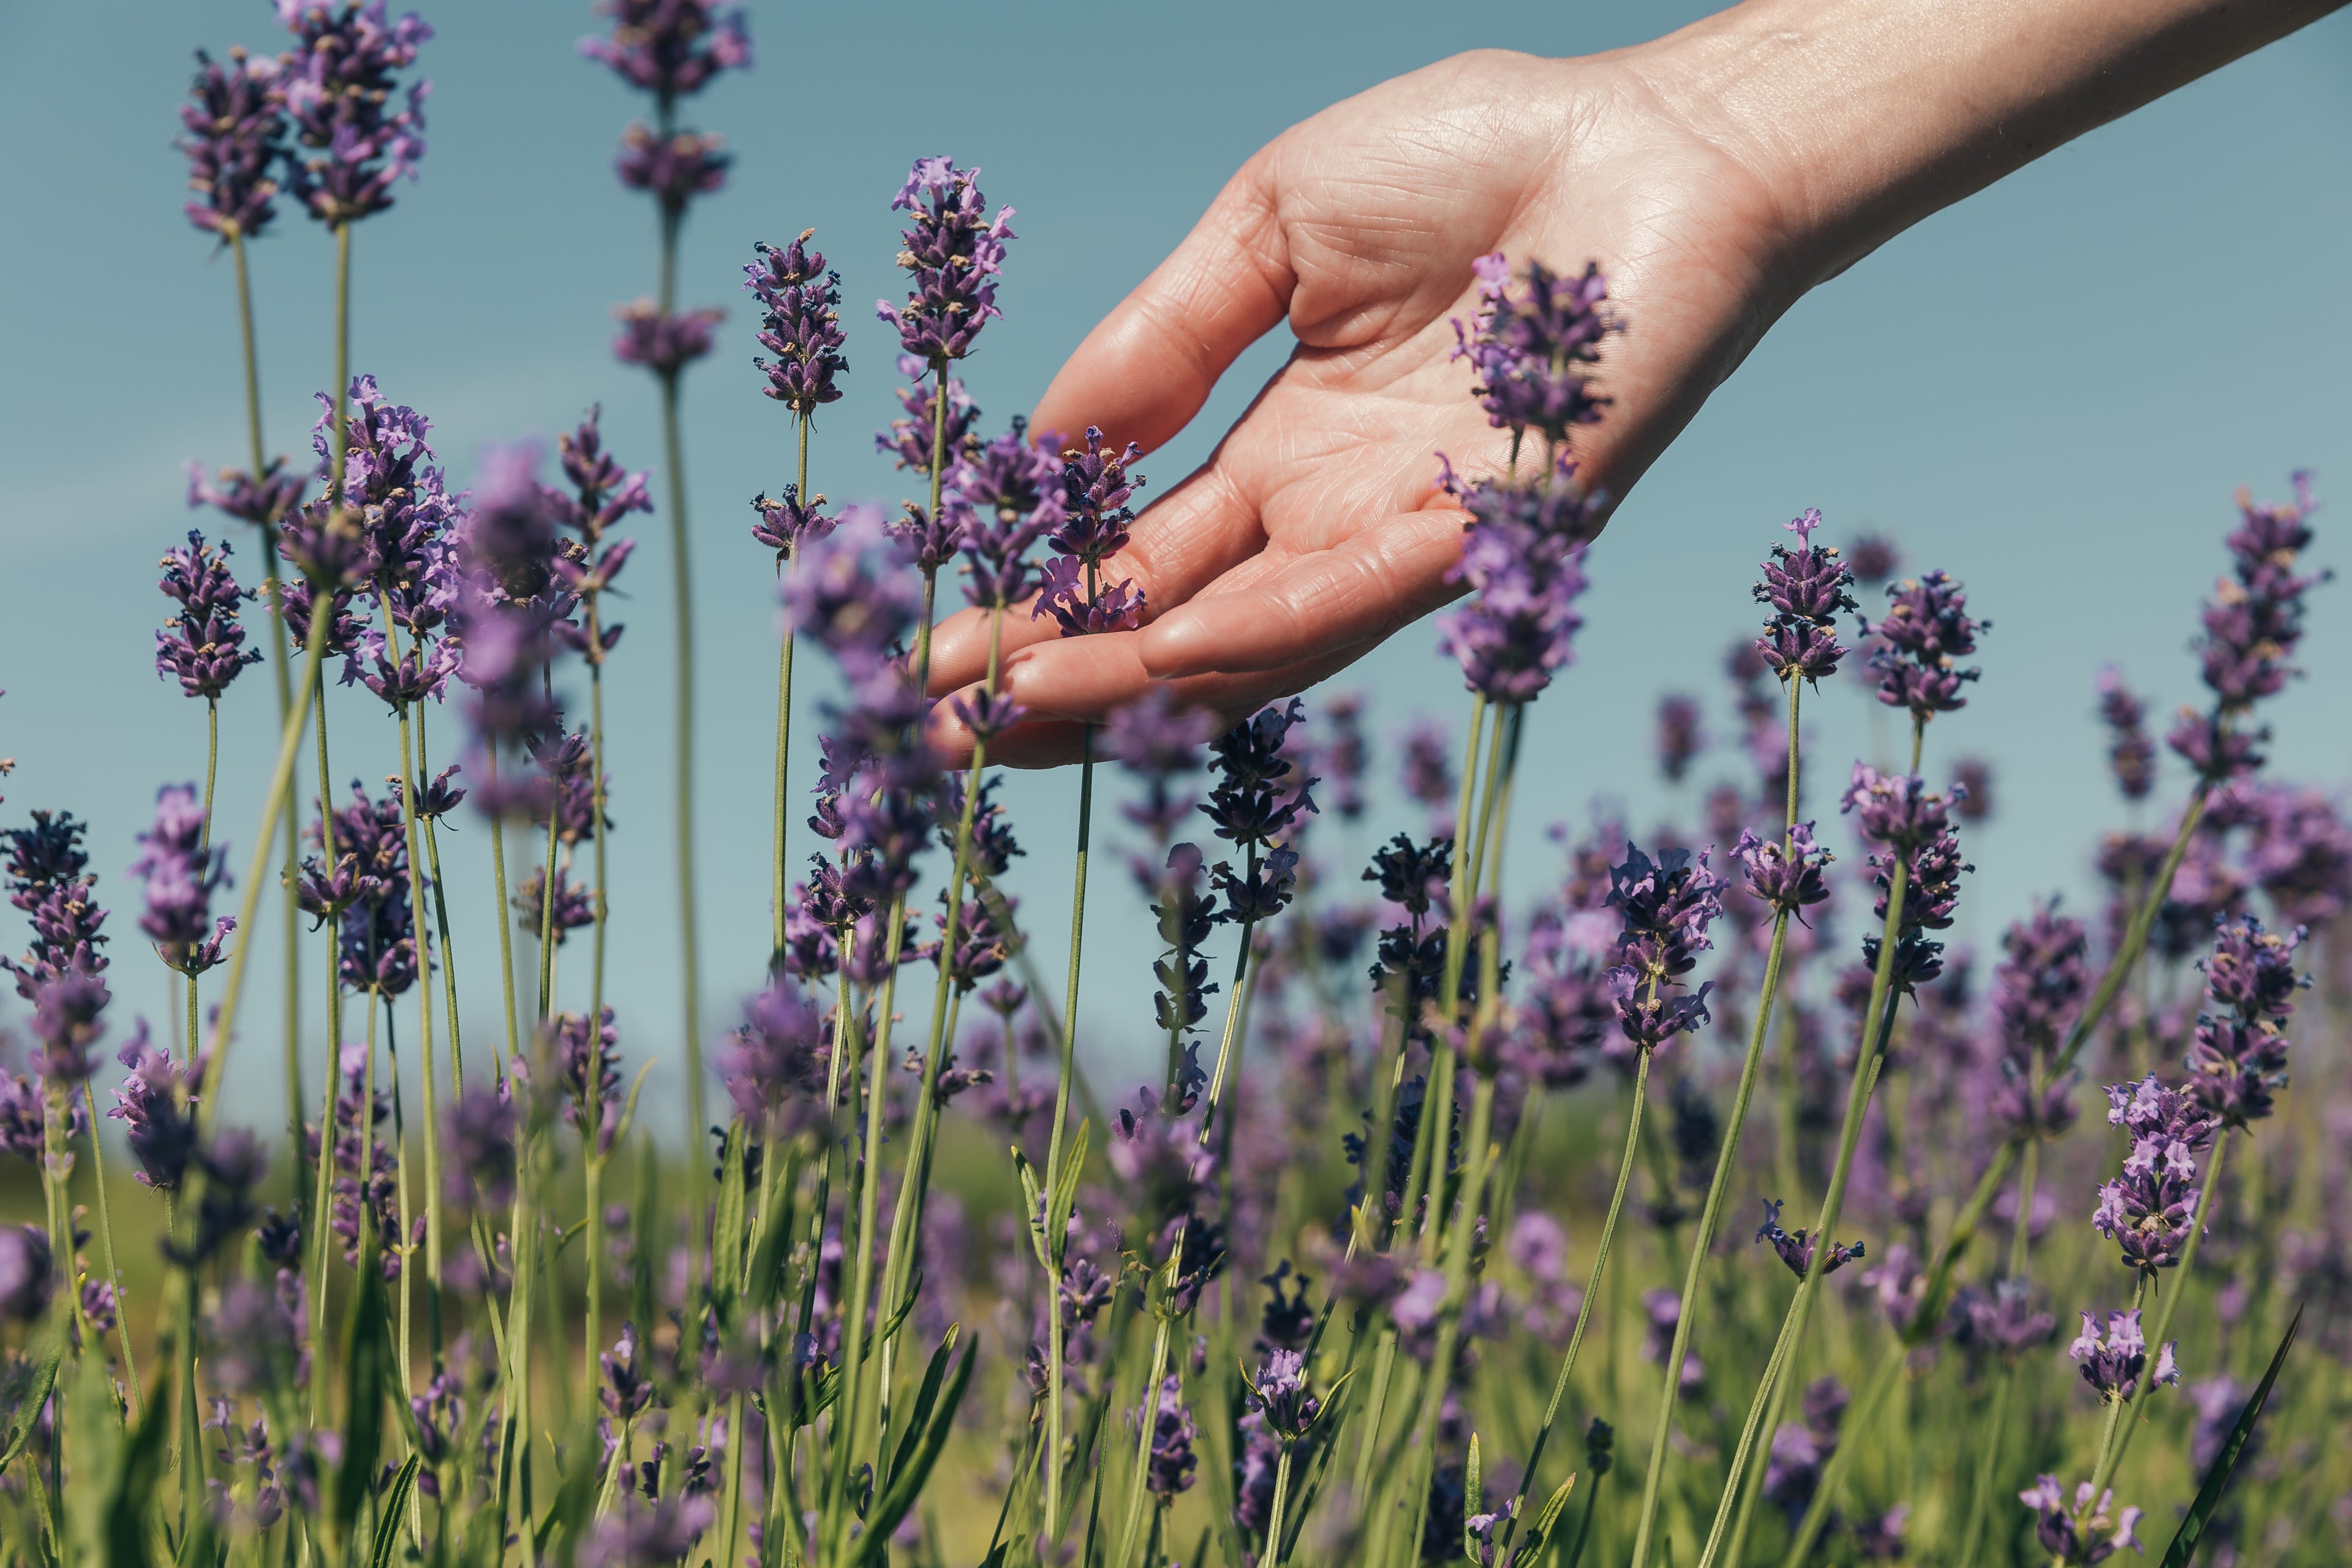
[1,4,2348,1567]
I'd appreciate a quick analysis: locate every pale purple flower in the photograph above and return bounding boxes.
[614,123,727,214]
[2019,1475,2141,1565]
[950,420,1062,610]
[1450,252,1618,447]
[0,1226,55,1322]
[876,157,1014,364]
[2091,1074,2216,1272]
[2184,916,2304,1127]
[277,0,432,227]
[1435,453,1600,704]
[130,784,232,977]
[1732,822,1833,918]
[2070,1307,2178,1403]
[579,0,749,103]
[612,300,723,377]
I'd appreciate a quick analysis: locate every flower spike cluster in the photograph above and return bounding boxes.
[1035,428,1147,637]
[1861,569,1985,721]
[2,812,109,1000]
[276,1,434,228]
[1842,763,1971,997]
[2182,915,2304,1126]
[579,0,750,106]
[1603,843,1725,1052]
[745,232,846,417]
[156,530,263,701]
[130,784,233,978]
[2019,1476,2141,1566]
[2170,473,2328,781]
[1434,451,1602,703]
[1754,1196,1864,1280]
[951,419,1062,612]
[178,47,290,239]
[1732,822,1833,920]
[876,157,1014,365]
[2068,1307,2177,1403]
[1451,253,1618,448]
[2091,1074,2216,1272]
[1752,508,1857,684]
[2095,667,2157,800]
[1202,700,1318,927]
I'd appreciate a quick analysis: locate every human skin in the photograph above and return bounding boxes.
[924,0,2343,767]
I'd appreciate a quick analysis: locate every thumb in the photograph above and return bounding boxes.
[1030,153,1292,455]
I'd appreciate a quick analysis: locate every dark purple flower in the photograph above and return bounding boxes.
[876,355,978,473]
[1861,571,1985,720]
[441,1078,516,1213]
[2092,1074,2216,1272]
[277,1,432,228]
[876,157,1013,364]
[155,530,263,701]
[0,1226,55,1322]
[1951,756,1994,823]
[2,810,109,1001]
[2192,472,2326,714]
[110,1023,203,1191]
[130,784,233,978]
[552,1007,623,1156]
[721,981,827,1131]
[581,1494,715,1568]
[1762,1377,1847,1527]
[1033,428,1149,636]
[949,420,1062,609]
[1202,699,1317,857]
[783,506,921,663]
[611,300,723,377]
[745,232,846,415]
[1754,1197,1863,1281]
[749,485,835,567]
[1108,686,1215,846]
[1033,557,1145,636]
[1846,533,1902,585]
[1141,1374,1198,1502]
[1655,693,1703,783]
[2019,1475,2141,1566]
[579,0,749,104]
[29,967,110,1085]
[2095,668,2158,801]
[1449,253,1618,447]
[1751,509,1858,685]
[178,47,290,239]
[1243,1347,1320,1440]
[1435,454,1600,704]
[600,1321,655,1420]
[614,123,727,213]
[1839,764,1957,856]
[1732,822,1833,918]
[886,502,962,574]
[2070,1307,2177,1403]
[1603,844,1725,1052]
[308,1042,398,1274]
[2184,916,2304,1127]
[186,458,307,533]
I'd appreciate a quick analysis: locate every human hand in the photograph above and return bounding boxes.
[924,0,2336,767]
[922,42,1804,764]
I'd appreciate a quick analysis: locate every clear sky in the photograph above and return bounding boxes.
[2,1,2348,1144]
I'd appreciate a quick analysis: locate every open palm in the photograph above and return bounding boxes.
[925,46,1804,766]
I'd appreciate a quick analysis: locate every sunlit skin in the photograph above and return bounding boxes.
[924,0,2340,767]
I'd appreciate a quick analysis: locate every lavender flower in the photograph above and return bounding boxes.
[876,158,1014,365]
[0,1065,86,1165]
[615,123,727,214]
[1763,1377,1848,1528]
[950,419,1062,611]
[2092,1074,2216,1272]
[1503,903,1610,1087]
[1861,570,1985,721]
[2096,668,2158,801]
[579,0,749,103]
[187,459,307,533]
[0,1226,55,1322]
[205,1275,304,1395]
[155,531,263,701]
[130,785,233,977]
[1141,1374,1198,1503]
[2184,916,2305,1127]
[1435,454,1600,704]
[1957,1277,2059,1359]
[1034,428,1147,637]
[2244,785,2352,927]
[178,47,288,239]
[1655,693,1703,783]
[1399,718,1456,831]
[2169,473,2327,782]
[1843,764,1970,996]
[167,1128,268,1267]
[28,968,109,1089]
[1641,1286,1702,1390]
[2,810,109,1000]
[441,1078,516,1213]
[1732,822,1833,919]
[611,300,723,377]
[553,1007,623,1156]
[1109,686,1215,849]
[1752,508,1857,684]
[1450,252,1618,447]
[1202,701,1317,930]
[720,980,826,1133]
[1846,533,1902,585]
[1755,1197,1864,1281]
[2070,1307,2178,1403]
[277,1,433,228]
[877,356,978,472]
[745,232,846,416]
[2019,1476,2142,1565]
[110,1025,202,1191]
[1603,843,1725,1052]
[581,1494,715,1568]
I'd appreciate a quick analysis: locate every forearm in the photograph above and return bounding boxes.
[1632,0,2343,287]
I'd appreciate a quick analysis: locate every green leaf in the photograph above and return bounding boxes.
[611,1057,657,1150]
[1463,1433,1484,1565]
[2161,1303,2302,1568]
[64,1344,125,1562]
[546,1417,606,1568]
[1519,1471,1580,1558]
[333,1257,391,1538]
[884,1325,962,1491]
[0,1315,66,1472]
[103,1353,175,1568]
[854,1336,977,1565]
[368,1454,423,1568]
[1048,1120,1090,1264]
[713,1120,748,1314]
[1013,1149,1050,1269]
[744,1145,800,1312]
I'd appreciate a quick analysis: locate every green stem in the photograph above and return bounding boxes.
[1626,677,1804,1568]
[1694,1293,1802,1568]
[1041,722,1096,1541]
[2070,1270,2153,1555]
[1956,1359,2022,1568]
[81,1082,141,1421]
[379,598,443,1363]
[488,755,521,1068]
[658,355,707,1295]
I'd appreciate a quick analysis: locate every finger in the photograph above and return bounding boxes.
[1138,502,1468,679]
[1030,154,1294,456]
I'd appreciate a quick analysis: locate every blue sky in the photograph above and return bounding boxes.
[2,1,2348,1142]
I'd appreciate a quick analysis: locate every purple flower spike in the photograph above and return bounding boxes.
[612,299,723,377]
[0,1227,55,1323]
[2183,916,2304,1127]
[1449,254,1618,447]
[1752,513,1858,685]
[878,158,1014,364]
[1,812,109,1003]
[746,232,848,415]
[552,1007,623,1157]
[277,0,433,228]
[1436,452,1603,703]
[2095,668,2157,801]
[441,1078,516,1213]
[31,967,110,1087]
[721,979,827,1131]
[1846,533,1902,586]
[783,505,921,663]
[1754,1197,1864,1281]
[1603,843,1725,1052]
[877,355,979,472]
[887,502,963,574]
[1861,570,1985,720]
[178,47,290,239]
[1654,694,1703,783]
[1108,685,1216,845]
[1733,823,1833,919]
[949,419,1063,610]
[615,123,728,213]
[2092,1074,2216,1272]
[2019,1476,2141,1566]
[155,530,263,701]
[2070,1307,2178,1403]
[1033,557,1145,637]
[580,0,750,103]
[2168,473,2328,782]
[187,458,307,532]
[749,486,835,565]
[1142,1374,1199,1502]
[131,784,233,978]
[109,1023,202,1191]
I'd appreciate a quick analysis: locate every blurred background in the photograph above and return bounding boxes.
[1,0,2347,1144]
